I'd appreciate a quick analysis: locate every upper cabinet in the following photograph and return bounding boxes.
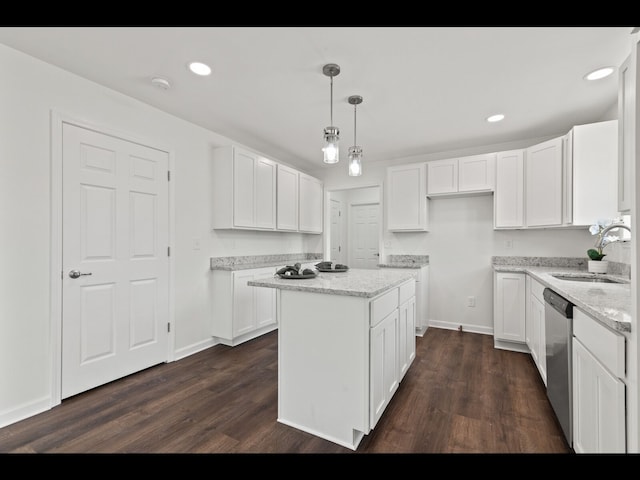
[386,163,429,232]
[213,145,323,234]
[564,120,618,226]
[298,172,323,234]
[497,120,618,230]
[618,54,633,213]
[525,137,564,227]
[494,149,524,229]
[427,153,495,197]
[276,164,299,231]
[212,146,276,231]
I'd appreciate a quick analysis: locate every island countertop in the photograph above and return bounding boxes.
[247,268,416,298]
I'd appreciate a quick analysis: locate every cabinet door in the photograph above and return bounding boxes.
[398,297,416,381]
[254,270,276,328]
[254,157,277,229]
[427,158,458,194]
[494,150,524,228]
[573,338,626,453]
[233,148,257,228]
[370,309,399,428]
[232,270,256,336]
[458,153,495,192]
[298,173,323,233]
[618,54,633,213]
[386,163,428,231]
[277,164,299,231]
[531,294,546,384]
[494,272,526,343]
[525,137,563,227]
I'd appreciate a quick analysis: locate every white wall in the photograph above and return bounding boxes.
[312,136,612,333]
[0,44,318,427]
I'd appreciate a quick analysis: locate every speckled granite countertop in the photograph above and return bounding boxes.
[210,253,322,271]
[378,254,430,269]
[248,268,416,298]
[492,257,631,333]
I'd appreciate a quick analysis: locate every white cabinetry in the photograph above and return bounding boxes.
[370,306,399,428]
[493,272,527,351]
[276,164,299,231]
[618,54,634,213]
[572,308,626,453]
[494,149,524,229]
[526,275,547,385]
[212,146,276,230]
[378,265,429,335]
[386,163,429,231]
[427,154,495,196]
[298,172,323,234]
[211,266,278,346]
[525,137,564,227]
[397,281,416,381]
[563,120,618,225]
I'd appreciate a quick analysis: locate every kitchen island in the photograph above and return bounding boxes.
[248,268,416,450]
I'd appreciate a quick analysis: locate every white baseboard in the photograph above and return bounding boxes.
[427,319,493,336]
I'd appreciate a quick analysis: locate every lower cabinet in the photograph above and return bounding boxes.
[369,279,416,429]
[211,266,278,346]
[370,308,399,428]
[493,272,527,351]
[526,276,547,385]
[572,308,626,453]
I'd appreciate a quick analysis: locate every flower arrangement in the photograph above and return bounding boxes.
[587,218,620,261]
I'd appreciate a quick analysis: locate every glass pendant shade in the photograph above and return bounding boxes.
[323,126,340,164]
[348,146,362,176]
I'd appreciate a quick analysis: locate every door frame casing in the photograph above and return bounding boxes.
[323,183,383,265]
[49,110,175,407]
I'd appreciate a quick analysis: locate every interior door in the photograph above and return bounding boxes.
[351,203,379,269]
[330,198,343,264]
[62,122,169,399]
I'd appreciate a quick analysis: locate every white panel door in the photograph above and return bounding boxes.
[351,203,379,269]
[233,270,256,337]
[62,123,169,399]
[330,199,343,264]
[494,149,524,228]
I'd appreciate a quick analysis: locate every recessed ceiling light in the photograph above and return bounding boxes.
[487,114,505,123]
[151,77,171,90]
[188,62,212,76]
[584,67,614,81]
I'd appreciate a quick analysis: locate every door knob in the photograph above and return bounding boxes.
[69,270,92,279]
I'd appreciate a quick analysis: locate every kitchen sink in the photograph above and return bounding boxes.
[550,274,625,284]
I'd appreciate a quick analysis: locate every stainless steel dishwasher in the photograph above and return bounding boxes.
[543,287,574,447]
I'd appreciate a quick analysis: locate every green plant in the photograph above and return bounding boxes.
[587,219,620,261]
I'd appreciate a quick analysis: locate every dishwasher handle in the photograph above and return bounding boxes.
[543,288,573,318]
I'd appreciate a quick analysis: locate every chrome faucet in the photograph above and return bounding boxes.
[596,223,631,250]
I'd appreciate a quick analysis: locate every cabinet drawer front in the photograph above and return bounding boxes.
[573,308,625,379]
[398,279,416,305]
[530,277,545,302]
[370,288,399,327]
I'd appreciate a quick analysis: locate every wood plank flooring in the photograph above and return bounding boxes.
[0,327,571,455]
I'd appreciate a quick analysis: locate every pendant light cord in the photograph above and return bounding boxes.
[330,75,334,126]
[353,103,357,145]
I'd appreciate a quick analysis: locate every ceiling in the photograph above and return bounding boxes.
[0,26,633,172]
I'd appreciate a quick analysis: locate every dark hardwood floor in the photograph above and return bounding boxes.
[0,327,571,455]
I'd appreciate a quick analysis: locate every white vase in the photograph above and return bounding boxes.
[588,260,608,274]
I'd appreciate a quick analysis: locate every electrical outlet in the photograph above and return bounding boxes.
[467,296,476,307]
[192,237,201,250]
[505,239,513,249]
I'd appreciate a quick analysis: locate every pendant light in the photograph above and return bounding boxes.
[322,63,340,164]
[348,95,363,176]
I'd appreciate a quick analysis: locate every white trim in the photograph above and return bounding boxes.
[49,109,175,406]
[323,183,384,263]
